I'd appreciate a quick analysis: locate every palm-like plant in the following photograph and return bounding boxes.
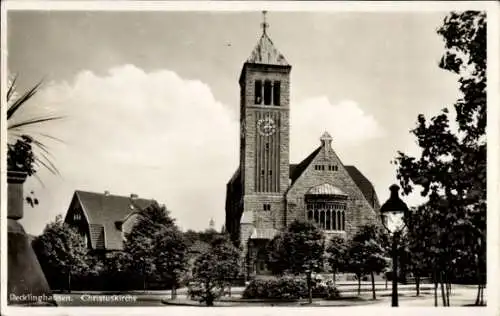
[7,75,63,177]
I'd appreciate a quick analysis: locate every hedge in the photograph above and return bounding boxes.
[242,276,340,300]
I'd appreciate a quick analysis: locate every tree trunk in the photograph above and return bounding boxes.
[333,271,336,286]
[475,283,481,305]
[228,283,232,297]
[433,269,438,307]
[480,284,484,305]
[416,275,420,297]
[440,280,447,307]
[307,272,313,304]
[371,271,376,300]
[205,282,214,306]
[68,270,71,293]
[357,275,361,296]
[206,294,214,307]
[446,281,451,306]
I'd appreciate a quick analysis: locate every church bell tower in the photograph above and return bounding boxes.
[239,11,291,230]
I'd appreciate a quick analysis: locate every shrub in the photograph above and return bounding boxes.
[242,277,306,300]
[242,276,340,300]
[324,281,341,300]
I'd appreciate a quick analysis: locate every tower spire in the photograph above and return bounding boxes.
[261,10,269,35]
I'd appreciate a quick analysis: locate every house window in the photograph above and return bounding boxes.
[74,213,81,221]
[273,81,281,106]
[261,169,265,176]
[265,143,270,150]
[268,170,272,176]
[263,203,271,211]
[255,80,263,104]
[263,80,272,105]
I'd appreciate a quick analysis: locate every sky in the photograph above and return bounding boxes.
[6,10,461,235]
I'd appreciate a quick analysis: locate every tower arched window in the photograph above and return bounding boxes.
[273,81,281,106]
[263,80,272,105]
[255,80,262,104]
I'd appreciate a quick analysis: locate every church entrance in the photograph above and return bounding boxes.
[246,239,272,277]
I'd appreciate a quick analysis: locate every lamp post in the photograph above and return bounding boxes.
[380,184,409,307]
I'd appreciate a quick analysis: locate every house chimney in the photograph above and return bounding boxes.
[104,190,110,196]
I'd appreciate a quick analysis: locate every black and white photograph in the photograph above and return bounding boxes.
[1,1,497,313]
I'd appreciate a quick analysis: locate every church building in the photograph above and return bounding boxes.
[225,14,381,277]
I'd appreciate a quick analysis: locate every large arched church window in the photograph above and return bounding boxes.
[305,183,348,231]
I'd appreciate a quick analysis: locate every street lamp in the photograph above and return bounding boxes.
[380,184,409,307]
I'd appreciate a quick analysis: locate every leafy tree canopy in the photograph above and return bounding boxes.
[32,215,89,279]
[267,220,325,275]
[190,236,240,306]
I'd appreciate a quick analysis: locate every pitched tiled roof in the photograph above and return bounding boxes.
[247,33,289,66]
[75,190,154,250]
[344,166,380,210]
[289,146,322,184]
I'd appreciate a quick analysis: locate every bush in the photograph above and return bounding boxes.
[324,281,341,300]
[187,281,204,301]
[242,276,340,300]
[242,277,306,300]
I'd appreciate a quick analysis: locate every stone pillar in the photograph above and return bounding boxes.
[7,171,55,306]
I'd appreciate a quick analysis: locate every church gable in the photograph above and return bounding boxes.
[285,132,379,236]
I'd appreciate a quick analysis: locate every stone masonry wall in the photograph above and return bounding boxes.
[285,141,380,240]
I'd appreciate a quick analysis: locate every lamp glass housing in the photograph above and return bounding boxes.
[381,211,405,234]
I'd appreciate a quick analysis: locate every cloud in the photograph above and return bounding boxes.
[22,65,384,234]
[290,96,385,161]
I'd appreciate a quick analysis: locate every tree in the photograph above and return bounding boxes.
[189,236,240,306]
[184,229,222,247]
[266,220,325,304]
[154,226,189,298]
[403,206,435,297]
[394,11,486,306]
[123,202,187,293]
[350,225,389,300]
[325,235,348,286]
[32,215,89,292]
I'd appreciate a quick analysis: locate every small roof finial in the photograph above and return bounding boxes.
[261,10,269,35]
[320,131,333,147]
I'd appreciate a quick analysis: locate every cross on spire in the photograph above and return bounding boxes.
[261,10,269,35]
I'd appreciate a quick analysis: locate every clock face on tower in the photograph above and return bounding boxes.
[257,117,277,136]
